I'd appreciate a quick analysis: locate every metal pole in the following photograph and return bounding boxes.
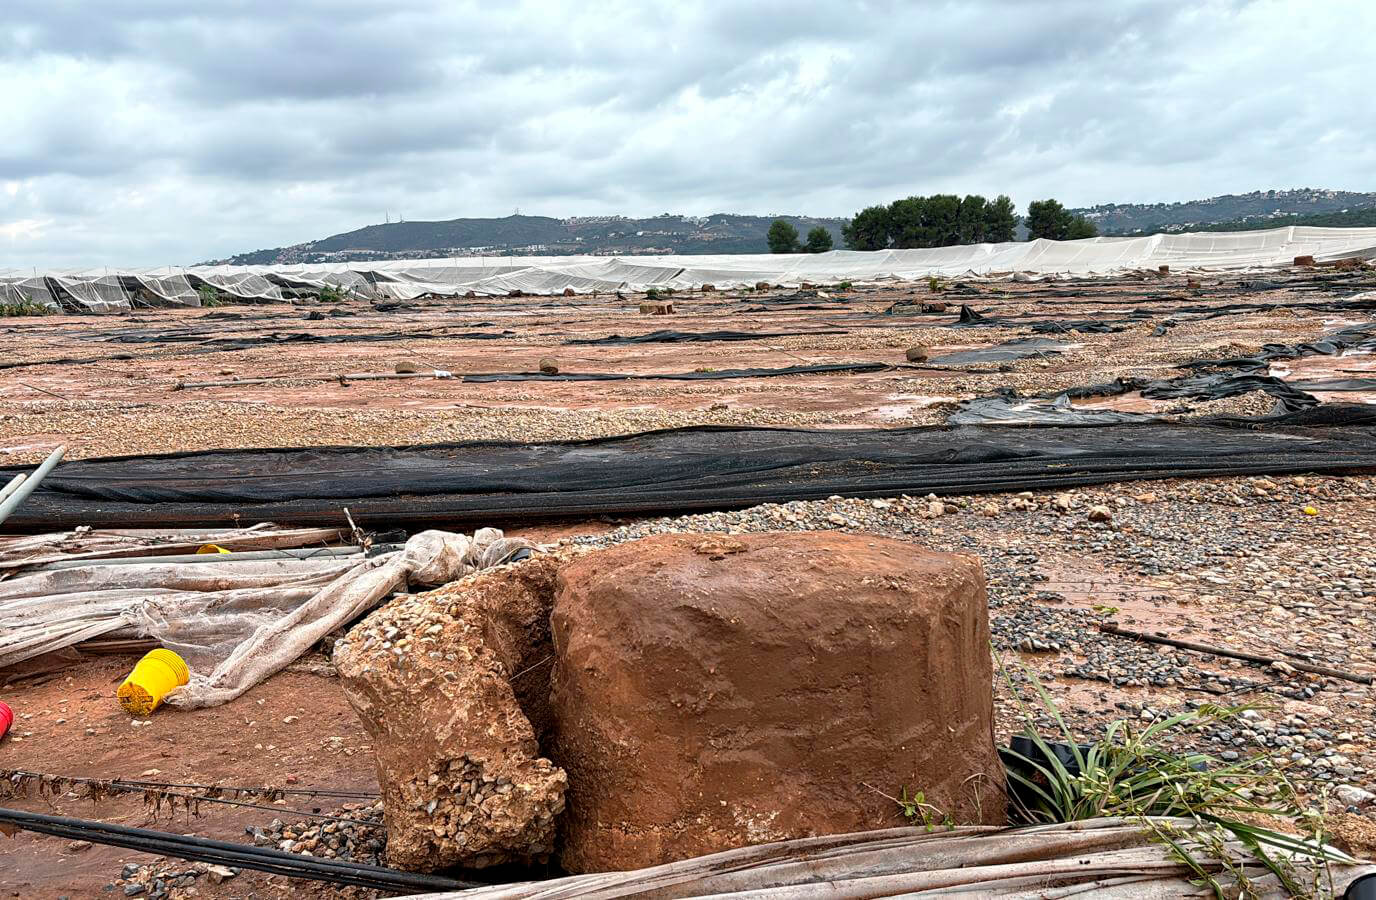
[0,445,66,527]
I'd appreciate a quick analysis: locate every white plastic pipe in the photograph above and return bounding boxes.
[0,445,66,527]
[0,473,27,504]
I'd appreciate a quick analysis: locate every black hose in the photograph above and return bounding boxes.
[0,806,473,894]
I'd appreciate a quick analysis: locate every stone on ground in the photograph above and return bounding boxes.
[334,555,569,872]
[549,531,1005,873]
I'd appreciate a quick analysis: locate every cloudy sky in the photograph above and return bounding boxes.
[2,0,1372,267]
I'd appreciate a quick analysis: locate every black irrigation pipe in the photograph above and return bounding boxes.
[0,807,473,894]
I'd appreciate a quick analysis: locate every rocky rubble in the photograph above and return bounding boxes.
[333,555,571,872]
[246,802,388,865]
[111,862,239,898]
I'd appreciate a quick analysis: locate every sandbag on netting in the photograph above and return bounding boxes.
[5,410,1375,531]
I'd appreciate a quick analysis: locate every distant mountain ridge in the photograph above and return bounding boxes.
[211,189,1376,264]
[213,214,849,265]
[1072,188,1376,234]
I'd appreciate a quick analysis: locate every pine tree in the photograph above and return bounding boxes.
[767,219,800,253]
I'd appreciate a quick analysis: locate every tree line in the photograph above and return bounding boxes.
[767,196,1097,253]
[766,221,835,253]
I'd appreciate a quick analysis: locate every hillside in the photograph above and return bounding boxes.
[215,214,849,265]
[1074,188,1376,234]
[212,190,1376,265]
[1107,205,1376,235]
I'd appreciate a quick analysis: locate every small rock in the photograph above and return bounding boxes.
[538,357,559,375]
[205,865,237,884]
[67,840,92,852]
[1087,505,1113,523]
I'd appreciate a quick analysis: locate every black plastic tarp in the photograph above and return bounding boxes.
[85,329,517,349]
[927,338,1071,365]
[948,395,1157,427]
[953,372,1325,426]
[5,409,1375,531]
[1180,322,1376,372]
[566,328,847,345]
[461,362,893,382]
[1137,372,1319,411]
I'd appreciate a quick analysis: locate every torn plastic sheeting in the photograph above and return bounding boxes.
[5,411,1376,531]
[1137,372,1320,412]
[566,328,847,345]
[460,362,893,382]
[0,524,348,573]
[942,297,1376,334]
[1053,372,1321,412]
[1027,320,1124,334]
[0,529,535,708]
[926,338,1071,365]
[1291,377,1376,392]
[411,817,1375,899]
[1180,321,1376,372]
[743,290,850,305]
[953,373,1323,425]
[0,277,60,312]
[948,394,1158,427]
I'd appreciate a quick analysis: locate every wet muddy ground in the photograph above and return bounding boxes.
[2,267,1375,895]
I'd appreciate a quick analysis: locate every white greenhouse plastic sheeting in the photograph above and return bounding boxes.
[417,818,1375,899]
[10,226,1376,312]
[0,526,534,708]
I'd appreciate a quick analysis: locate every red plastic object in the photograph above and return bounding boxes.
[0,700,12,740]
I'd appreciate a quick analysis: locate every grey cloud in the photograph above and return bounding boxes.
[0,0,1373,267]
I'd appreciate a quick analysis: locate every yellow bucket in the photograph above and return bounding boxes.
[196,543,230,554]
[117,649,190,716]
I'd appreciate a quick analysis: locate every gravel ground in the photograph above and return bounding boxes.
[3,269,1375,886]
[3,270,1372,463]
